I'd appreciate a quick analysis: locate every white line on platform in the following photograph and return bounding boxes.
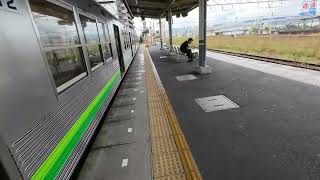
[128,128,133,133]
[121,158,128,167]
[207,51,320,87]
[130,110,135,113]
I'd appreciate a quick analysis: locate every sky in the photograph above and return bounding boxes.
[133,0,320,34]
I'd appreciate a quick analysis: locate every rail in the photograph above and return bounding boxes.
[161,42,320,71]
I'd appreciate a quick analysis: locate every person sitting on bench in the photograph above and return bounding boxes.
[180,38,194,62]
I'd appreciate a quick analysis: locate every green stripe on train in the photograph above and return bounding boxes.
[32,70,121,180]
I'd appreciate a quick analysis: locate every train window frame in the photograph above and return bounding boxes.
[77,12,104,71]
[27,0,89,94]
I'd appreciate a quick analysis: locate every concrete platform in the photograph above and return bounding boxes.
[150,46,320,180]
[77,47,201,180]
[77,48,152,180]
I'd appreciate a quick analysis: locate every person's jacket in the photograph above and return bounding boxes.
[180,41,189,51]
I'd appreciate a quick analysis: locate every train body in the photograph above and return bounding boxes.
[0,0,139,179]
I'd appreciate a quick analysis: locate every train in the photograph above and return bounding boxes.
[0,0,139,179]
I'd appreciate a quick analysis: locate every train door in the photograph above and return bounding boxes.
[129,32,134,57]
[113,25,125,75]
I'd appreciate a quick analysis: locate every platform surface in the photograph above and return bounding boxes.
[77,48,153,180]
[77,47,201,180]
[149,46,320,180]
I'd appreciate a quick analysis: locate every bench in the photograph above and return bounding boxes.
[163,44,198,62]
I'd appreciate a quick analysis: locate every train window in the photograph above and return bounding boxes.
[126,33,129,49]
[46,48,87,91]
[86,44,104,70]
[29,0,80,47]
[29,0,87,93]
[106,24,113,59]
[122,31,127,49]
[79,15,100,44]
[104,24,111,42]
[79,15,103,70]
[97,22,106,42]
[122,31,125,49]
[97,22,112,61]
[101,44,112,61]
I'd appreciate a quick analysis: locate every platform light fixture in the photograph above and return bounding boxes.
[182,12,188,17]
[97,0,115,4]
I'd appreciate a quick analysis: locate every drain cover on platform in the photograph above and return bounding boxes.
[176,74,198,81]
[195,95,239,112]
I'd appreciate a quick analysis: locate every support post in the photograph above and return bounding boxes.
[159,18,164,49]
[168,9,173,50]
[152,20,155,45]
[199,0,206,67]
[195,0,212,74]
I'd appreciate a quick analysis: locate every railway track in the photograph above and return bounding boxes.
[207,48,320,71]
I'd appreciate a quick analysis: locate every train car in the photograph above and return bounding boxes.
[0,0,139,179]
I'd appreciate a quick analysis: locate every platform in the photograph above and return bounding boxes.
[78,45,320,180]
[148,46,320,180]
[77,48,152,180]
[77,47,201,180]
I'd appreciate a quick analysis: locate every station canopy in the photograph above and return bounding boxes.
[124,0,288,18]
[125,0,199,18]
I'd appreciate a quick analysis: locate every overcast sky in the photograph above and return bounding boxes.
[133,0,319,34]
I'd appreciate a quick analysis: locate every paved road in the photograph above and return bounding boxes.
[149,46,320,180]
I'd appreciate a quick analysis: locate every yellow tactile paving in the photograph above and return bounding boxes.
[152,151,185,178]
[155,174,187,180]
[151,136,178,155]
[144,47,202,180]
[150,121,172,138]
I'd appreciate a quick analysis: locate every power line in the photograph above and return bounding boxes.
[208,0,289,6]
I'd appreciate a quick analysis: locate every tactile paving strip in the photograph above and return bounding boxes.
[144,47,202,180]
[152,152,185,178]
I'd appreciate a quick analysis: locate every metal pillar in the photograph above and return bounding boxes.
[159,18,163,49]
[152,20,155,45]
[168,9,173,49]
[194,0,211,74]
[198,0,207,67]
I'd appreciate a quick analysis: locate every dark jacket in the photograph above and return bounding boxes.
[180,41,189,51]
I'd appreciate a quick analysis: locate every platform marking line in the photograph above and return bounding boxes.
[145,48,202,180]
[121,158,128,167]
[130,110,135,113]
[207,51,320,87]
[128,128,133,133]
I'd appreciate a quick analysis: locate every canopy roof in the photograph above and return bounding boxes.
[125,0,198,18]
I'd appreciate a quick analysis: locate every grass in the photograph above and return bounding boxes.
[165,34,320,65]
